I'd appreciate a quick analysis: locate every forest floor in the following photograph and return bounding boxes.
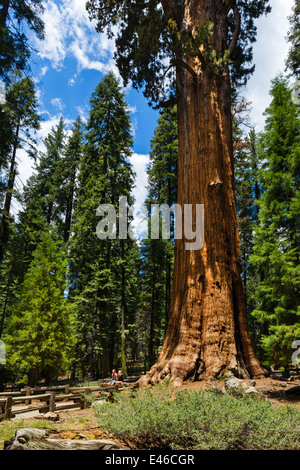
[1,376,300,450]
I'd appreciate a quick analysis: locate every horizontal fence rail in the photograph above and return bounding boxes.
[0,382,136,422]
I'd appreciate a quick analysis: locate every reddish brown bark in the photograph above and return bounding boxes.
[139,0,266,387]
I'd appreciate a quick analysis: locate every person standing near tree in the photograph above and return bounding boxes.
[109,369,118,384]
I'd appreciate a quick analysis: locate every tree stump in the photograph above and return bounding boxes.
[4,428,122,450]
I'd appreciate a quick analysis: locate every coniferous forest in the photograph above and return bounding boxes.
[0,0,299,396]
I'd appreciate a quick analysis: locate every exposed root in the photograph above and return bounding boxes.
[138,354,267,388]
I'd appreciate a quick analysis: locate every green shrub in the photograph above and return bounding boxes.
[93,381,300,450]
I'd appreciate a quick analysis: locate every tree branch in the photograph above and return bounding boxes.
[160,0,181,24]
[228,1,241,58]
[172,59,197,78]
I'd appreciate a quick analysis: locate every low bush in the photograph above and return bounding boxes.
[93,381,300,450]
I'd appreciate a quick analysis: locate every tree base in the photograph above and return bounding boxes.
[139,354,267,388]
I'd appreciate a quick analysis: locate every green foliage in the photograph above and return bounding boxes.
[232,99,263,350]
[147,105,178,206]
[0,0,45,82]
[3,230,72,384]
[137,106,178,368]
[0,73,41,181]
[0,74,40,265]
[250,75,300,366]
[70,72,139,378]
[94,382,300,450]
[286,0,300,78]
[58,116,84,242]
[86,0,271,105]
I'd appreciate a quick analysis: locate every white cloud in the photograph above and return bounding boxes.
[33,0,117,76]
[244,0,294,131]
[68,76,76,87]
[51,97,65,112]
[40,66,49,77]
[36,1,67,69]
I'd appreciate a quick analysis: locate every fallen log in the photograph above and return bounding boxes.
[4,428,122,451]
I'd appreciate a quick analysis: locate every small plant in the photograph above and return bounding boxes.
[93,382,300,450]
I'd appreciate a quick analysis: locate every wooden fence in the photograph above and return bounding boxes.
[0,383,133,422]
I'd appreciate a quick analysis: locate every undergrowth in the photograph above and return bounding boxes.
[93,381,300,450]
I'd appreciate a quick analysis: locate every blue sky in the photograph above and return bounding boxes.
[16,0,295,228]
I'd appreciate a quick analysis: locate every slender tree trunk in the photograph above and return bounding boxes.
[0,0,10,28]
[63,166,76,243]
[0,123,19,264]
[0,280,11,338]
[140,1,266,387]
[29,367,37,387]
[120,240,128,377]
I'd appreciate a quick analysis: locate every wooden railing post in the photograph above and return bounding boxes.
[4,396,12,420]
[85,388,91,409]
[49,392,56,412]
[25,386,31,405]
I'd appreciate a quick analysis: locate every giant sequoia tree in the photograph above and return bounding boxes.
[87,0,271,384]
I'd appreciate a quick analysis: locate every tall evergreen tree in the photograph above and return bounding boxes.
[232,98,263,351]
[250,75,300,367]
[4,230,71,386]
[138,106,178,368]
[58,116,83,243]
[147,106,178,208]
[70,72,137,379]
[0,75,40,264]
[19,118,66,247]
[0,0,45,82]
[286,0,300,79]
[139,235,170,369]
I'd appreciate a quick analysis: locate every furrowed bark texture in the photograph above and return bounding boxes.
[140,0,266,387]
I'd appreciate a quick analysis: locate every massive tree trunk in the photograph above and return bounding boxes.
[140,0,266,387]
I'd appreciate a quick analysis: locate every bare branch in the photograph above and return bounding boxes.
[172,59,197,78]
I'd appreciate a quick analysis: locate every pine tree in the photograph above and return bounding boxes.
[232,98,263,351]
[58,116,83,243]
[19,118,66,244]
[4,230,71,386]
[0,75,40,264]
[250,75,300,367]
[70,72,137,379]
[139,235,169,369]
[37,117,66,226]
[138,106,178,368]
[147,106,178,208]
[0,0,45,82]
[286,0,300,79]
